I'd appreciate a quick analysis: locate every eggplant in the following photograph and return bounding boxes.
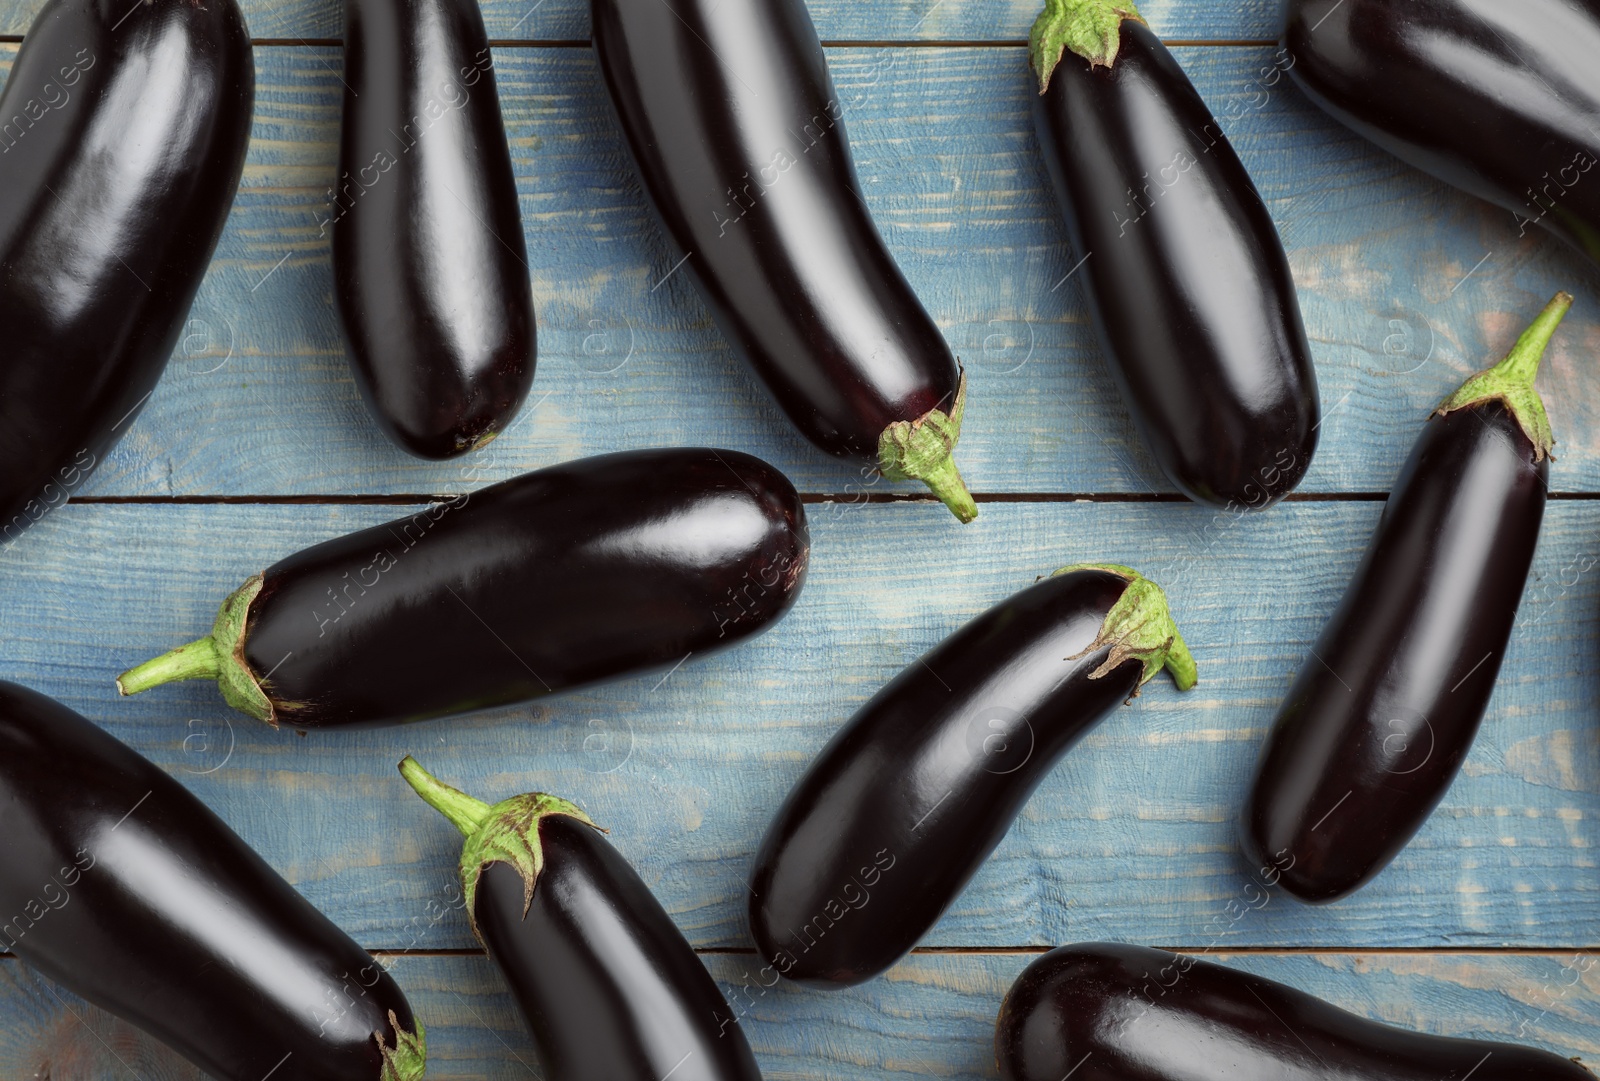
[117,448,808,729]
[748,565,1195,988]
[398,758,762,1081]
[0,0,254,544]
[995,942,1592,1081]
[591,0,977,523]
[0,682,425,1081]
[1285,0,1600,266]
[331,0,535,458]
[1029,0,1320,509]
[1241,293,1570,903]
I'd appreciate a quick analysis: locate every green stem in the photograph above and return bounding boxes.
[116,638,219,695]
[1434,291,1573,461]
[920,456,979,523]
[1495,291,1572,386]
[1053,562,1197,691]
[115,575,274,723]
[1163,631,1198,691]
[1029,0,1145,93]
[397,757,598,939]
[398,756,492,837]
[878,369,979,524]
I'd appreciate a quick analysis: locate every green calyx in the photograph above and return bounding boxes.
[1434,291,1573,462]
[376,1012,426,1081]
[115,575,274,724]
[1029,0,1145,93]
[398,756,599,941]
[1053,563,1197,691]
[878,369,979,524]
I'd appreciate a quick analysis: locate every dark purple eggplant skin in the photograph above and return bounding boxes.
[1284,0,1600,264]
[996,943,1592,1081]
[1241,402,1547,902]
[0,0,253,544]
[590,0,964,473]
[748,570,1150,988]
[1032,20,1319,509]
[0,682,422,1081]
[247,448,805,727]
[477,816,762,1081]
[122,448,808,729]
[333,0,535,458]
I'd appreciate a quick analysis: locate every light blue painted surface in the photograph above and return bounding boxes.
[0,0,1286,43]
[0,501,1595,951]
[0,0,1597,1074]
[0,44,1590,499]
[2,952,1597,1078]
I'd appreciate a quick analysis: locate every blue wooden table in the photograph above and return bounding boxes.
[2,0,1599,1076]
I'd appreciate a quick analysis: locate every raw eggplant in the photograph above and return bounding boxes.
[399,758,763,1081]
[1030,0,1319,508]
[0,682,424,1081]
[117,448,808,729]
[591,0,978,522]
[332,0,536,457]
[0,0,254,543]
[996,942,1592,1081]
[1241,294,1570,902]
[747,565,1194,987]
[1285,0,1600,264]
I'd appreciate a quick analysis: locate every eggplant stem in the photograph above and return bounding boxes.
[1434,291,1573,461]
[1498,291,1573,386]
[115,575,274,724]
[398,756,492,837]
[1029,0,1146,93]
[1163,628,1198,690]
[375,1013,427,1081]
[920,456,979,523]
[1054,562,1197,691]
[398,757,600,940]
[878,369,979,523]
[116,638,220,695]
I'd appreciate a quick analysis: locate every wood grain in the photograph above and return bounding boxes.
[1,952,1595,1080]
[0,44,1589,500]
[0,0,1284,45]
[1,501,1594,951]
[0,1,1596,1073]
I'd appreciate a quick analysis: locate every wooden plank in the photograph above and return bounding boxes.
[0,44,1591,501]
[1,501,1595,950]
[0,951,1595,1079]
[0,0,1285,46]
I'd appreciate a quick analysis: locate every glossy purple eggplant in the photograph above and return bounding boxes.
[996,942,1592,1081]
[0,682,425,1081]
[0,0,253,544]
[591,0,977,522]
[332,0,535,457]
[117,448,808,729]
[1241,294,1570,902]
[1285,0,1600,264]
[748,565,1195,988]
[1029,0,1319,509]
[399,759,762,1081]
